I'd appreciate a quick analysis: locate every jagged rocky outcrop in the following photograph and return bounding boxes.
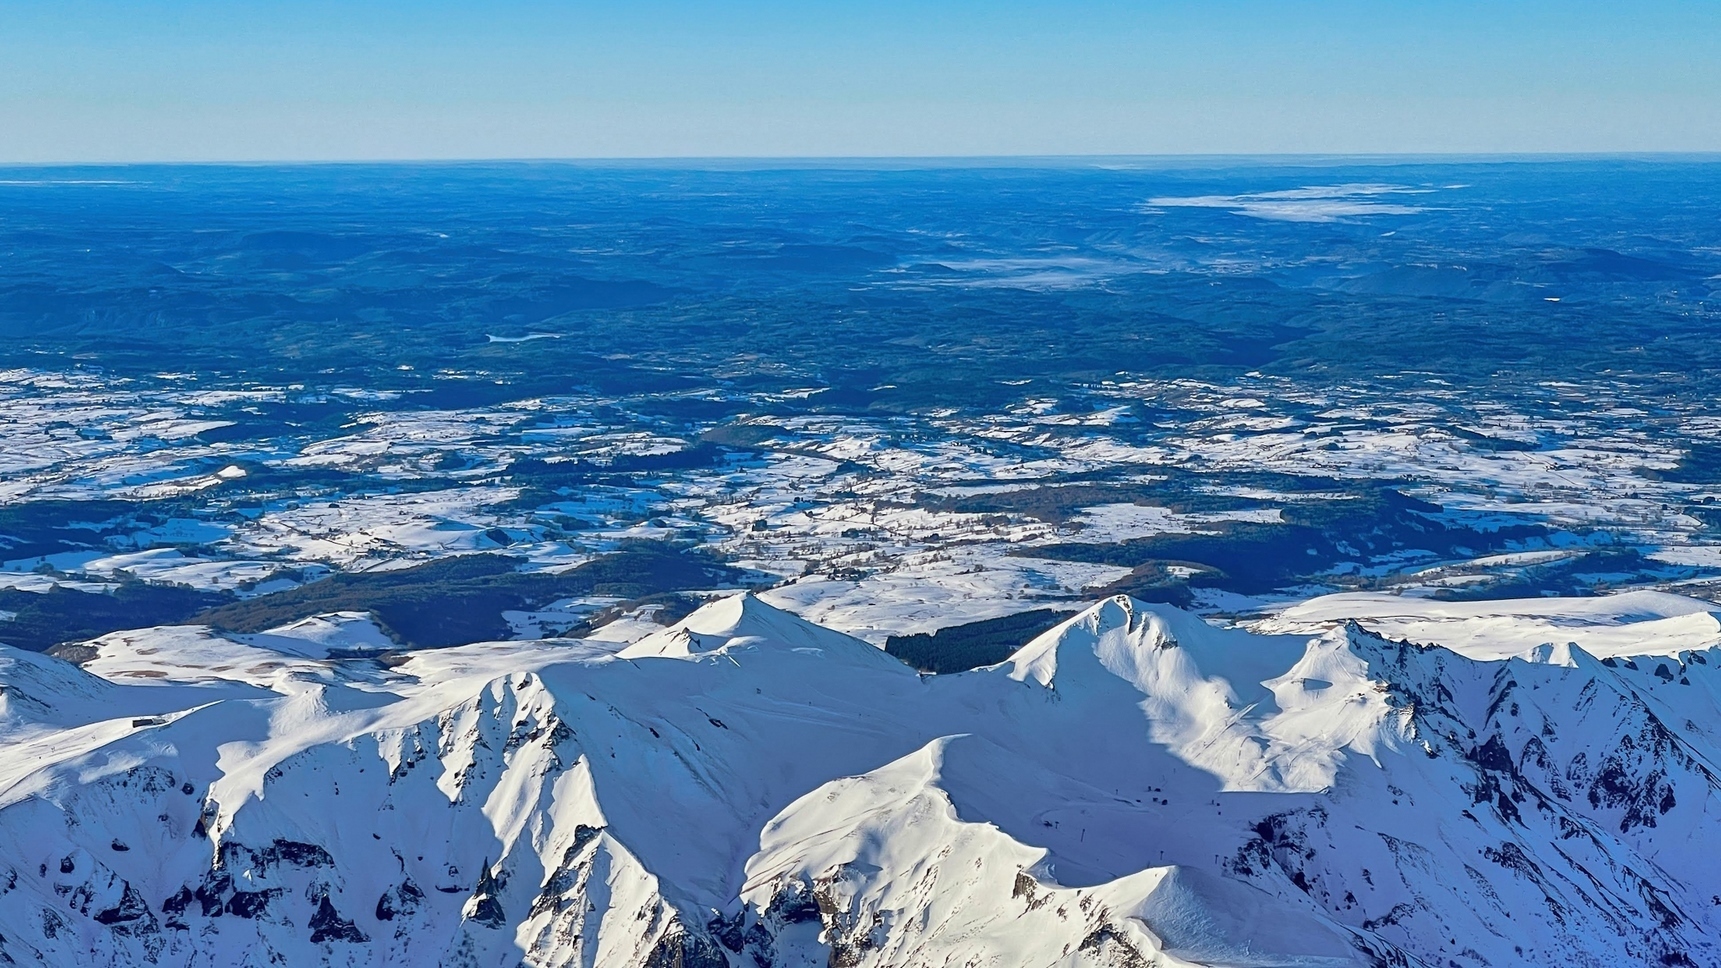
[0,591,1717,965]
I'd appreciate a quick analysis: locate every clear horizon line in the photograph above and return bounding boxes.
[5,150,1721,169]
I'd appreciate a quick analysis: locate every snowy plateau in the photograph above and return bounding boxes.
[2,590,1720,967]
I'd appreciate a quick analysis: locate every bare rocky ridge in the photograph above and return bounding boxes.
[0,592,1717,966]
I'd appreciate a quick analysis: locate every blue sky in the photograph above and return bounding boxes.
[2,0,1719,161]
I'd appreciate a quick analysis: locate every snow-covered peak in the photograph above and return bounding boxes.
[1006,595,1199,686]
[619,592,896,667]
[1005,594,1309,700]
[1,592,1718,967]
[239,611,397,658]
[746,733,1383,967]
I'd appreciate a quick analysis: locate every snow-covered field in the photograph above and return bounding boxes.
[3,365,1719,649]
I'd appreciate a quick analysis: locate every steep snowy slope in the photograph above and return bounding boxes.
[0,592,1717,966]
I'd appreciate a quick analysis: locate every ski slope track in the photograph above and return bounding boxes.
[0,592,1719,967]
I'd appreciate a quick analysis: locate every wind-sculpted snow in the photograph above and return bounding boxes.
[0,593,1719,966]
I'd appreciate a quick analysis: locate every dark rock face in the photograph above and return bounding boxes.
[193,871,230,917]
[1077,925,1152,968]
[263,839,336,869]
[764,882,821,925]
[529,824,604,919]
[644,927,729,968]
[466,862,506,929]
[220,838,336,872]
[161,886,193,922]
[706,910,746,953]
[93,885,153,930]
[307,895,368,944]
[223,888,279,919]
[375,879,423,922]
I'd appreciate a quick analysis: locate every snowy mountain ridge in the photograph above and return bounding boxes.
[0,592,1718,966]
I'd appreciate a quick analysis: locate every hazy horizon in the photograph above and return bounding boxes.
[4,0,1719,163]
[6,152,1721,169]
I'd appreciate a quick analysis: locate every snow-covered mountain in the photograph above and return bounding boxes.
[1,591,1718,967]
